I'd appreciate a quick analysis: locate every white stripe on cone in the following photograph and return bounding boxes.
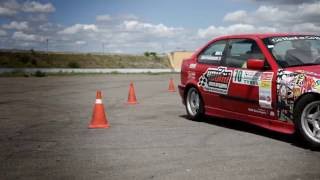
[95,99,102,104]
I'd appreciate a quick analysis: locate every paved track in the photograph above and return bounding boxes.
[0,74,319,180]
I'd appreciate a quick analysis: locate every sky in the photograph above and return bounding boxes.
[0,0,319,54]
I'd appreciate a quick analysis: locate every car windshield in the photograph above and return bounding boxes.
[263,35,320,68]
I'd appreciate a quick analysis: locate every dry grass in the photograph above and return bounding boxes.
[0,51,171,68]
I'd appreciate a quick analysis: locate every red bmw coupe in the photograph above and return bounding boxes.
[179,33,320,147]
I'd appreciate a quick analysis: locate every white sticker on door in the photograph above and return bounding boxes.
[198,67,233,95]
[233,69,262,86]
[259,72,274,109]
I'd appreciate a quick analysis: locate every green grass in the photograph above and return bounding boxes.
[49,71,179,76]
[0,51,171,68]
[0,71,179,77]
[0,70,47,77]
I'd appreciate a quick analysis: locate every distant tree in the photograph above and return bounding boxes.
[30,49,37,56]
[34,70,46,77]
[144,52,150,57]
[149,52,157,57]
[68,61,80,68]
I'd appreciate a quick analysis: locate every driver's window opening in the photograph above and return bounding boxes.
[226,39,265,69]
[198,40,227,64]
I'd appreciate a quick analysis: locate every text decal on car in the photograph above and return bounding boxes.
[259,72,274,109]
[198,67,233,95]
[233,69,261,86]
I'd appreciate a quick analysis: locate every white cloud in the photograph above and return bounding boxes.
[0,0,55,17]
[224,10,248,22]
[292,23,320,32]
[224,2,320,26]
[96,14,112,21]
[198,24,276,39]
[299,2,320,15]
[0,6,16,16]
[75,41,86,45]
[0,29,7,36]
[12,31,45,42]
[22,1,55,13]
[58,24,98,34]
[252,0,316,4]
[3,21,28,30]
[0,0,19,16]
[123,20,183,37]
[223,6,291,24]
[254,5,290,23]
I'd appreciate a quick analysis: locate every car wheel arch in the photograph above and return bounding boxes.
[292,92,320,147]
[184,84,205,106]
[293,92,320,113]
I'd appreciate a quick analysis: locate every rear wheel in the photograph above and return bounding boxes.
[294,94,320,147]
[185,87,204,121]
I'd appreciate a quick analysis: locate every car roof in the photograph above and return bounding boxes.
[215,33,318,40]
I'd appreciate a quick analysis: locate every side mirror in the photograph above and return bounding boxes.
[247,59,264,70]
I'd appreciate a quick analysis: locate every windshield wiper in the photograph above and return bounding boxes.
[287,63,320,67]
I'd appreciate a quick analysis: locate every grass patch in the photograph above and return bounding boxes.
[0,70,48,77]
[67,61,81,68]
[0,71,179,77]
[0,51,171,69]
[34,70,47,77]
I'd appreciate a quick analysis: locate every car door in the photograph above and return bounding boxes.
[196,40,228,109]
[220,38,276,119]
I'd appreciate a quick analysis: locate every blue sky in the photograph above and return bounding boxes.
[0,0,319,53]
[50,0,256,28]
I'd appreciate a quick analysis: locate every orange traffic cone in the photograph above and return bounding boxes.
[127,82,138,104]
[88,91,110,129]
[168,78,176,92]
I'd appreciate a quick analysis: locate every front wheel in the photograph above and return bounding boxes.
[294,94,320,147]
[185,87,204,121]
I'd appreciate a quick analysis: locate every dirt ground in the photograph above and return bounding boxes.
[0,74,320,180]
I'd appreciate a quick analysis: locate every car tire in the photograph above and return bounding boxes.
[185,87,204,121]
[294,94,320,148]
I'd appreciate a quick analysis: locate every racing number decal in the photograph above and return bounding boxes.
[234,70,242,83]
[233,69,261,86]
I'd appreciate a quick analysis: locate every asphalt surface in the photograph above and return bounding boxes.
[0,74,320,180]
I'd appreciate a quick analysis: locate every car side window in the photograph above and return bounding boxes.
[198,40,227,64]
[226,39,265,68]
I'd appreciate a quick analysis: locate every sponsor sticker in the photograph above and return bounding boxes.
[189,63,197,69]
[259,72,274,109]
[267,45,274,49]
[187,71,196,80]
[248,108,267,115]
[277,69,320,122]
[271,36,320,43]
[215,51,223,56]
[270,111,275,116]
[198,67,232,95]
[233,69,261,86]
[200,55,221,61]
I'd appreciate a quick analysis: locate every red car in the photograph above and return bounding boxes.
[179,33,320,147]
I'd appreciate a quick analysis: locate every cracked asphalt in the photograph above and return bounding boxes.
[0,74,320,180]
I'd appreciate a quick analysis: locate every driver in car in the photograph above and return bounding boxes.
[285,40,314,65]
